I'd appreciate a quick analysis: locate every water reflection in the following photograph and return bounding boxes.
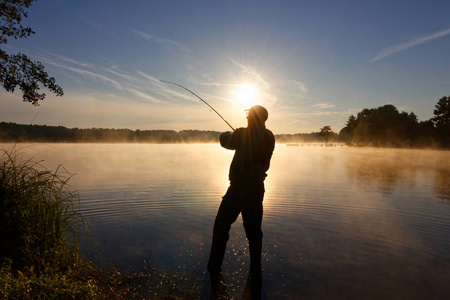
[434,167,450,203]
[345,148,420,194]
[261,146,450,299]
[344,147,450,205]
[209,271,262,300]
[1,144,450,299]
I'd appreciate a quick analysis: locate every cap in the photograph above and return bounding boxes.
[246,105,268,122]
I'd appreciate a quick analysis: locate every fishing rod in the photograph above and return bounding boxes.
[160,80,235,131]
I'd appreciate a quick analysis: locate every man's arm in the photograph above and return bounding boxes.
[219,131,235,150]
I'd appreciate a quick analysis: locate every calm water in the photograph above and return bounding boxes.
[2,143,450,299]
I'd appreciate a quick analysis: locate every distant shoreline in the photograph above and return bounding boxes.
[2,122,448,150]
[0,121,327,144]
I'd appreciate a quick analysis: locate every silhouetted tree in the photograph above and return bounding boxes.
[319,125,334,145]
[346,114,357,127]
[433,96,450,130]
[1,0,63,105]
[352,108,376,145]
[0,122,224,143]
[432,96,450,146]
[339,115,357,145]
[416,120,437,147]
[340,104,421,147]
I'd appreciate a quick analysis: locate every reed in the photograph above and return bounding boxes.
[0,146,87,273]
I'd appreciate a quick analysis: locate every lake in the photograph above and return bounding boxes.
[2,143,450,299]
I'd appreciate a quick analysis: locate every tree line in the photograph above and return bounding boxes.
[0,123,223,143]
[0,122,332,144]
[338,96,450,148]
[1,95,449,147]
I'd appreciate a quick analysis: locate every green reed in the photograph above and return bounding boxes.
[0,146,87,273]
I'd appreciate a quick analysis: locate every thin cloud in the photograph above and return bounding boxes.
[135,70,163,84]
[129,89,162,104]
[289,79,308,93]
[37,53,127,90]
[229,58,270,89]
[104,67,136,82]
[129,29,190,52]
[313,103,336,109]
[40,52,220,105]
[42,52,95,68]
[289,110,351,117]
[137,71,200,103]
[369,27,450,62]
[40,54,168,103]
[43,58,123,90]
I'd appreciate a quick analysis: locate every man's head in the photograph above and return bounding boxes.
[246,105,268,127]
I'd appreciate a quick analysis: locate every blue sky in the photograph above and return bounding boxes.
[1,0,450,134]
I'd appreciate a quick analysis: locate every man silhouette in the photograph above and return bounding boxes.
[207,105,275,294]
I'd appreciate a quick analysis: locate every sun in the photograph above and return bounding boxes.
[233,84,258,109]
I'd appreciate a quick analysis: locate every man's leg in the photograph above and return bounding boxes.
[242,201,263,275]
[242,200,264,299]
[207,193,240,275]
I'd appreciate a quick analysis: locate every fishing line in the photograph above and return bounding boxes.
[30,112,39,124]
[161,80,235,131]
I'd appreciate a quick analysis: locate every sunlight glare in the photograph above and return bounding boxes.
[233,84,258,109]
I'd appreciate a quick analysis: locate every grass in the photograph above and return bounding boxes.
[0,146,200,299]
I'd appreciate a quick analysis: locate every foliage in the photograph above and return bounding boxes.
[0,260,200,299]
[0,0,35,43]
[0,260,100,299]
[0,0,63,105]
[0,122,224,143]
[0,122,345,144]
[433,96,450,130]
[431,96,450,147]
[0,146,87,272]
[318,125,335,145]
[338,96,450,148]
[339,104,425,147]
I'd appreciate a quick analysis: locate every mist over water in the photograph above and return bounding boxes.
[2,143,449,299]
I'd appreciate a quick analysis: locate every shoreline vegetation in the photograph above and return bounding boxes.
[1,119,449,150]
[2,99,450,149]
[0,121,329,144]
[0,146,199,299]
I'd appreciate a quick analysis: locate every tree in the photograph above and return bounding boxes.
[339,115,356,145]
[432,96,450,130]
[1,0,63,105]
[339,104,423,147]
[319,125,334,146]
[432,96,450,146]
[346,114,357,128]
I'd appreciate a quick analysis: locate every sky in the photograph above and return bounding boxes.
[1,0,450,134]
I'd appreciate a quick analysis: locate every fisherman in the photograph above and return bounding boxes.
[207,105,275,294]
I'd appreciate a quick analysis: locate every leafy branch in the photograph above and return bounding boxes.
[0,0,63,105]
